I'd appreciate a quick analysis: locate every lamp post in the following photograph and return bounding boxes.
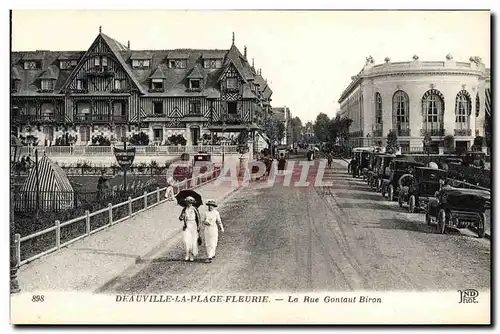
[423,134,432,167]
[10,135,22,294]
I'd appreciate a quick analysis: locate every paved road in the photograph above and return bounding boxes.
[101,159,490,293]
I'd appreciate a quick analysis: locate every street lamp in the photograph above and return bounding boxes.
[423,134,432,167]
[10,135,22,294]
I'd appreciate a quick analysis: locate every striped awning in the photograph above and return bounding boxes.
[21,155,73,193]
[485,88,491,116]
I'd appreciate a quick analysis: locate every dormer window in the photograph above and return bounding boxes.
[60,60,78,70]
[203,59,222,69]
[190,79,201,90]
[132,59,150,69]
[168,59,186,69]
[114,79,126,90]
[41,79,54,91]
[151,79,164,91]
[226,77,238,90]
[24,61,40,70]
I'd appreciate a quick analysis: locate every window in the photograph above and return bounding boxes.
[475,94,480,117]
[455,90,471,130]
[71,60,78,67]
[94,56,100,66]
[189,100,201,115]
[79,126,91,143]
[422,89,444,132]
[114,79,125,90]
[41,79,54,91]
[153,128,163,141]
[151,79,164,91]
[392,90,410,135]
[153,101,163,115]
[115,126,126,140]
[227,102,237,115]
[60,60,78,69]
[41,103,54,117]
[190,79,200,89]
[76,79,87,90]
[375,92,382,124]
[102,56,108,67]
[227,78,238,90]
[203,59,222,69]
[168,59,186,69]
[113,102,126,117]
[77,102,91,114]
[23,61,39,70]
[132,59,150,69]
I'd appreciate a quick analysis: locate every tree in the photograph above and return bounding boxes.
[276,121,286,144]
[262,117,286,146]
[385,130,399,154]
[313,113,331,143]
[330,115,353,144]
[289,116,304,144]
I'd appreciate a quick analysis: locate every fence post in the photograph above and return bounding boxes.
[55,220,61,249]
[108,203,113,226]
[144,191,148,209]
[156,187,160,203]
[15,233,21,266]
[85,210,90,236]
[128,196,132,216]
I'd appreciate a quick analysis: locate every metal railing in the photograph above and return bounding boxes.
[20,145,240,157]
[14,167,222,267]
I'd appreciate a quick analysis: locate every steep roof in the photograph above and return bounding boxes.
[11,32,270,99]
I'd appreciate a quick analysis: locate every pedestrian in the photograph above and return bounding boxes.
[203,199,224,263]
[327,152,333,169]
[351,157,359,178]
[97,169,109,200]
[179,196,201,262]
[165,176,175,201]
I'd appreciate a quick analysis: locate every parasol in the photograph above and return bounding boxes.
[314,147,320,151]
[175,189,203,208]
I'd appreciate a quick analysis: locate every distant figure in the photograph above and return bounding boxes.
[278,153,286,172]
[165,176,175,201]
[351,157,359,178]
[327,152,333,169]
[97,170,110,200]
[203,200,224,263]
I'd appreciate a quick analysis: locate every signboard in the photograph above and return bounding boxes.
[114,147,136,170]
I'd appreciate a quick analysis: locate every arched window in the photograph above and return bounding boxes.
[455,90,471,132]
[475,94,480,117]
[374,92,382,136]
[422,89,445,135]
[392,90,410,136]
[79,126,90,143]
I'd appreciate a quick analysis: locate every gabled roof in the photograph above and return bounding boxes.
[167,51,189,59]
[187,64,204,79]
[149,66,168,79]
[38,65,59,79]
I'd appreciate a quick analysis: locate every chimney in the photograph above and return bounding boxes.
[127,40,130,50]
[244,46,247,59]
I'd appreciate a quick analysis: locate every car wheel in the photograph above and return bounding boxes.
[477,213,486,238]
[408,195,416,213]
[437,209,447,234]
[388,185,394,201]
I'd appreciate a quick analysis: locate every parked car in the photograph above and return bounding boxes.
[398,167,447,213]
[373,154,396,192]
[381,160,425,201]
[426,186,490,238]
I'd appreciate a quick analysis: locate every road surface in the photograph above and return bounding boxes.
[100,159,490,293]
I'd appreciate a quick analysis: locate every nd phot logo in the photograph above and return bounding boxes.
[458,289,479,304]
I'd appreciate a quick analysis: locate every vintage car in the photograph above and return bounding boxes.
[426,186,490,238]
[381,160,425,201]
[398,167,447,213]
[366,151,385,188]
[351,147,373,179]
[463,150,487,168]
[193,152,212,174]
[372,154,396,192]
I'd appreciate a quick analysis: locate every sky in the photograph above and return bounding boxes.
[11,10,490,123]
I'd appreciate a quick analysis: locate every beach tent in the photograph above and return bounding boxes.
[19,155,74,212]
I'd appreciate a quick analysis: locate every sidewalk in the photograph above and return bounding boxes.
[17,179,241,293]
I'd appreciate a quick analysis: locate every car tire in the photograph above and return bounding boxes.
[477,213,486,238]
[437,209,447,234]
[408,195,416,213]
[388,185,394,201]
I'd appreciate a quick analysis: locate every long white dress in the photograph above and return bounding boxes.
[204,210,222,258]
[183,208,199,257]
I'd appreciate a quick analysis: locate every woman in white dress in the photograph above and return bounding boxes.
[203,200,224,263]
[178,196,201,262]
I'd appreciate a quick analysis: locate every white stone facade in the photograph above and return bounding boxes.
[338,56,489,150]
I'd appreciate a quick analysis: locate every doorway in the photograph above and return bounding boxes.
[190,126,200,145]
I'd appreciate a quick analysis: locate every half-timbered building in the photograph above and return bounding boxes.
[11,29,273,147]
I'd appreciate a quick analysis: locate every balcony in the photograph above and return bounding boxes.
[454,129,472,136]
[372,129,383,137]
[74,114,128,123]
[420,128,445,136]
[16,114,61,123]
[85,67,115,77]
